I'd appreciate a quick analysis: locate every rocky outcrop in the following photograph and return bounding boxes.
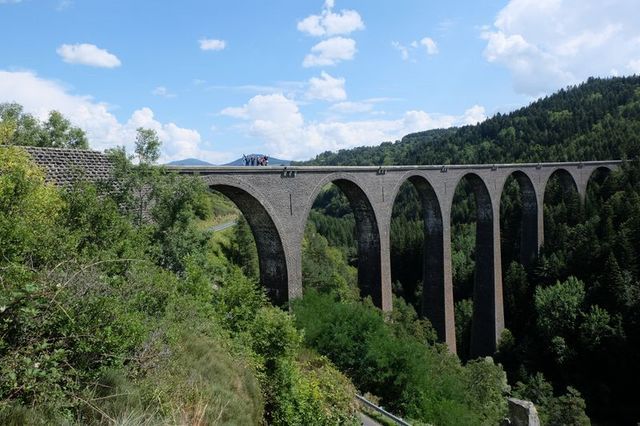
[506,398,540,426]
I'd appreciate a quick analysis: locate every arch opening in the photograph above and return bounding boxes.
[210,184,289,305]
[303,179,383,307]
[585,167,613,215]
[542,169,581,255]
[390,176,446,340]
[500,171,539,267]
[499,171,538,336]
[451,173,497,359]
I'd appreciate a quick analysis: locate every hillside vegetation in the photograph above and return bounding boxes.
[300,76,640,424]
[2,104,518,425]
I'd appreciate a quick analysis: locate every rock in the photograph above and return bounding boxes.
[507,398,540,426]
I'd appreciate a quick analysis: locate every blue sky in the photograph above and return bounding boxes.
[1,0,639,162]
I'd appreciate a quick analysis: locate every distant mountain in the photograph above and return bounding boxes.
[166,158,213,166]
[224,154,291,166]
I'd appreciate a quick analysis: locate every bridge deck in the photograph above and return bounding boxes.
[166,159,621,173]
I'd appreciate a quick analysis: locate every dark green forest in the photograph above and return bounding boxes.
[298,76,640,425]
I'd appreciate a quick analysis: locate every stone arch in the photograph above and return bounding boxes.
[451,172,499,358]
[500,170,539,266]
[209,183,289,306]
[302,174,384,307]
[582,165,616,214]
[586,166,614,193]
[389,173,448,341]
[544,168,579,198]
[543,167,581,213]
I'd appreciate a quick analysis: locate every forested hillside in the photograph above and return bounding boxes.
[301,76,640,166]
[1,104,520,425]
[300,76,640,424]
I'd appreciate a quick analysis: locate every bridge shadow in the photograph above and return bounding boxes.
[542,169,582,257]
[585,167,614,215]
[451,174,497,360]
[500,171,539,339]
[390,177,445,340]
[210,184,289,306]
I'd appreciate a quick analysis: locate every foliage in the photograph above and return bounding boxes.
[134,127,161,165]
[225,216,259,280]
[244,306,359,425]
[302,222,359,301]
[455,299,473,361]
[513,373,590,425]
[300,76,640,424]
[293,290,508,425]
[534,277,586,342]
[0,142,359,424]
[0,103,88,149]
[0,146,66,267]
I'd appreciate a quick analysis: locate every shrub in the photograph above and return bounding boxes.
[292,290,509,425]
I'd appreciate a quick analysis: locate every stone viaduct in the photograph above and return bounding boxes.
[168,160,620,357]
[18,146,620,358]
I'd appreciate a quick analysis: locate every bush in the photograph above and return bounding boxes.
[293,290,509,425]
[514,373,590,425]
[0,144,362,424]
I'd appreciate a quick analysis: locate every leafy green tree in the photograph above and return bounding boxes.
[134,127,161,164]
[546,387,591,426]
[302,222,358,301]
[455,299,473,360]
[227,216,259,280]
[464,358,509,424]
[534,277,585,341]
[293,290,509,425]
[0,103,88,149]
[42,110,88,149]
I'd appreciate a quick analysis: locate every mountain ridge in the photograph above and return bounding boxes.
[298,76,640,167]
[166,158,213,166]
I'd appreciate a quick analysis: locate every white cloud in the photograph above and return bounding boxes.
[199,38,226,51]
[460,105,486,125]
[481,0,640,96]
[306,71,346,102]
[330,101,374,114]
[297,1,364,37]
[303,36,356,67]
[221,93,486,160]
[392,42,410,61]
[56,43,121,68]
[420,37,439,55]
[151,86,176,98]
[0,70,231,164]
[392,37,439,61]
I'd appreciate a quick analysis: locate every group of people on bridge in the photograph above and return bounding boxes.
[243,154,269,166]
